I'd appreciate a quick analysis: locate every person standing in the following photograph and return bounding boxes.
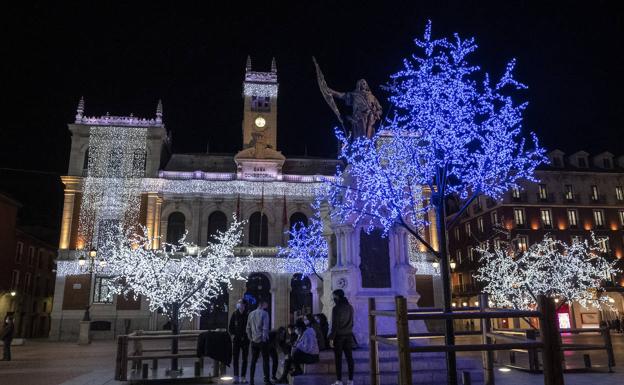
[1,316,15,361]
[229,299,250,384]
[246,300,273,385]
[329,289,354,385]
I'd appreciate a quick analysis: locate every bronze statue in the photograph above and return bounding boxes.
[313,57,382,139]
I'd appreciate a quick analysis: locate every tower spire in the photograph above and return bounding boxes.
[271,57,277,73]
[156,99,163,123]
[246,55,252,72]
[75,96,85,122]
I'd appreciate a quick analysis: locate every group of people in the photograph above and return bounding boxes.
[228,289,355,385]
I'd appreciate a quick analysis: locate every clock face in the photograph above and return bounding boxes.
[254,116,266,128]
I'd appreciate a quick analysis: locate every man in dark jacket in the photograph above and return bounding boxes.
[229,299,250,384]
[1,316,15,361]
[328,289,354,385]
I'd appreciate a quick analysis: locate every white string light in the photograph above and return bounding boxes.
[474,235,619,310]
[105,219,248,320]
[77,126,147,249]
[277,201,329,278]
[142,178,328,198]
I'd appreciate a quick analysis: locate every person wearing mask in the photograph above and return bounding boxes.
[305,313,325,351]
[246,300,272,385]
[329,289,354,385]
[229,299,250,384]
[1,316,15,361]
[276,319,319,383]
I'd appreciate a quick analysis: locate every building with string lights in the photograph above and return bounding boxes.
[448,150,624,330]
[50,58,442,340]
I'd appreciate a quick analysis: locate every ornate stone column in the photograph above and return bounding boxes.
[59,192,75,250]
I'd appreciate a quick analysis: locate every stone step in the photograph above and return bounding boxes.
[305,356,481,374]
[292,369,484,385]
[320,348,454,360]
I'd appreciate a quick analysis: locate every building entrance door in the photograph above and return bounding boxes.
[244,273,272,325]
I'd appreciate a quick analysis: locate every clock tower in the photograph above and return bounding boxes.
[235,56,285,178]
[241,56,278,150]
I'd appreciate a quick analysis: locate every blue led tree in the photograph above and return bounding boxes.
[324,21,546,383]
[278,203,329,281]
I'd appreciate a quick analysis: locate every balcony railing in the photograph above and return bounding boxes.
[234,246,279,257]
[535,192,555,203]
[452,283,482,295]
[561,192,578,203]
[485,198,498,208]
[510,192,528,202]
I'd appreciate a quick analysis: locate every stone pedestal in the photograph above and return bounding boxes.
[323,225,428,346]
[78,321,91,345]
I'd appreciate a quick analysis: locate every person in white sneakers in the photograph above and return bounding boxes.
[328,289,354,385]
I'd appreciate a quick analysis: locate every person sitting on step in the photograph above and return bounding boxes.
[276,319,319,383]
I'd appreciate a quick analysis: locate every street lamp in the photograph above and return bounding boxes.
[10,291,16,297]
[186,244,199,256]
[78,248,106,274]
[450,260,457,270]
[77,247,107,325]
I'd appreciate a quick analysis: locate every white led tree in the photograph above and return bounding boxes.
[277,203,329,281]
[105,218,248,371]
[474,235,619,311]
[323,21,546,380]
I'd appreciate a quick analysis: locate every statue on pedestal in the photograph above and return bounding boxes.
[313,57,382,139]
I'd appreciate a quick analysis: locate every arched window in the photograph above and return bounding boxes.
[249,212,268,246]
[207,211,227,242]
[290,273,312,321]
[245,273,271,318]
[289,212,308,231]
[166,212,186,245]
[199,282,229,330]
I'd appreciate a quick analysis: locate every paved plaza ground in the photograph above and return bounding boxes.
[1,334,623,385]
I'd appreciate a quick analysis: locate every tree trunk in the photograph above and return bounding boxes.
[171,303,180,372]
[434,196,457,385]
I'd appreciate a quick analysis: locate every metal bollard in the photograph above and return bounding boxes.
[462,371,472,385]
[583,354,591,369]
[142,363,149,379]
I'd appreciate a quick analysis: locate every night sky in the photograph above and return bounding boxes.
[1,1,623,233]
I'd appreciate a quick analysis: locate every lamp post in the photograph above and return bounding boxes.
[79,247,108,320]
[77,247,106,345]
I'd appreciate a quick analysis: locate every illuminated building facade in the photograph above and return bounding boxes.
[50,58,438,341]
[448,149,624,329]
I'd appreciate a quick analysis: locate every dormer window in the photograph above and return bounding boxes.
[552,157,562,167]
[603,158,612,169]
[578,157,587,168]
